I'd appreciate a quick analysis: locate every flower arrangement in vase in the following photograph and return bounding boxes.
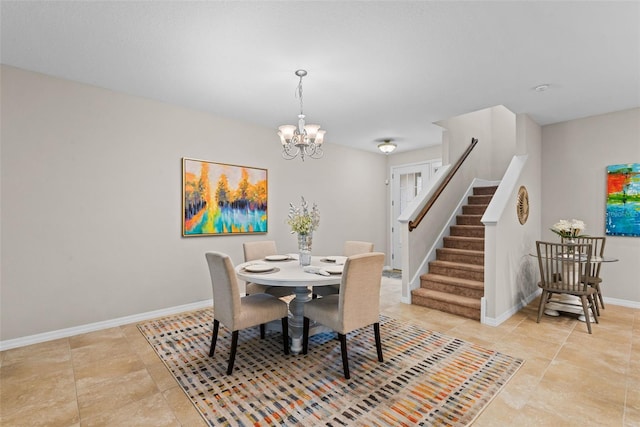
[550,218,586,242]
[287,197,320,265]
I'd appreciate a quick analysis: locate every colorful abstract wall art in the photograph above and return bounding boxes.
[182,158,267,236]
[606,163,640,237]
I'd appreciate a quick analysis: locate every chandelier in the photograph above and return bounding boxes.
[277,69,325,161]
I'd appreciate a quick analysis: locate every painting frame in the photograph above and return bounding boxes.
[182,158,268,237]
[605,163,640,237]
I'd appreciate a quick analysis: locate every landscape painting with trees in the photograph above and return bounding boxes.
[182,158,267,236]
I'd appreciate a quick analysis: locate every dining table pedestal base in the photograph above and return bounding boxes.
[287,286,332,353]
[544,294,595,322]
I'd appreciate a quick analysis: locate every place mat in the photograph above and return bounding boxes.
[138,309,523,426]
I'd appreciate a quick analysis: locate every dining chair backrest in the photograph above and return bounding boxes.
[205,252,241,329]
[343,241,374,257]
[563,236,606,279]
[338,252,385,332]
[243,240,278,262]
[535,241,592,293]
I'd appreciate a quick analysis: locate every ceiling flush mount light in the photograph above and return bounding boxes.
[377,139,397,154]
[278,69,325,161]
[534,83,550,92]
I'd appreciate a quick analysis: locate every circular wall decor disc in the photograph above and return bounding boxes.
[517,185,529,225]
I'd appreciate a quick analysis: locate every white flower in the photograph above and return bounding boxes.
[551,218,586,238]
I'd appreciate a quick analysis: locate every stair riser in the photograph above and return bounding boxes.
[462,205,488,215]
[456,215,483,226]
[436,249,484,265]
[420,279,484,299]
[412,294,481,321]
[450,226,485,238]
[429,264,485,281]
[443,237,484,251]
[468,195,493,205]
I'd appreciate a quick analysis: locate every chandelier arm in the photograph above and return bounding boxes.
[282,143,301,160]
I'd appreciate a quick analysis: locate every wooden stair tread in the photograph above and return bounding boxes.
[437,247,483,255]
[429,260,484,271]
[444,236,484,242]
[412,289,481,309]
[419,274,484,289]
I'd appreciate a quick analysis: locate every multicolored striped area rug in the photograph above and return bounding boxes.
[138,309,523,426]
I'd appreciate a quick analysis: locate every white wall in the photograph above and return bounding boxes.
[0,66,388,341]
[483,114,542,324]
[541,108,640,304]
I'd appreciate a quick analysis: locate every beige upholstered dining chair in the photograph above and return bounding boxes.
[302,252,385,379]
[563,236,606,313]
[535,241,599,334]
[313,240,375,298]
[243,240,294,298]
[205,252,289,375]
[343,240,375,257]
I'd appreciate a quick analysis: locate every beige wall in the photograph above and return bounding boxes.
[0,66,388,341]
[542,108,640,303]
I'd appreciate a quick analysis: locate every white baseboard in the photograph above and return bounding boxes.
[0,299,213,351]
[482,291,639,326]
[604,297,640,309]
[483,290,541,327]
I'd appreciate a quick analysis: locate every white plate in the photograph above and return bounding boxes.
[325,265,344,275]
[244,264,275,273]
[265,255,289,261]
[326,256,347,264]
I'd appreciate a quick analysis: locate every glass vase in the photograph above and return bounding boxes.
[565,237,576,254]
[297,232,312,266]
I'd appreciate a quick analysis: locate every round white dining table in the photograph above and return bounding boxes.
[235,255,342,354]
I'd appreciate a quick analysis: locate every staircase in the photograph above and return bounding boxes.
[411,186,497,321]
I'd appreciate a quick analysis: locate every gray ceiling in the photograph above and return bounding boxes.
[2,1,639,154]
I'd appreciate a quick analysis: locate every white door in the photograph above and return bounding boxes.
[391,163,428,270]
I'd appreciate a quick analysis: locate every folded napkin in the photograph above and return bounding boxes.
[303,266,330,276]
[286,253,299,260]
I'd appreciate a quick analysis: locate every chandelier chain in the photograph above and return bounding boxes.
[296,75,304,116]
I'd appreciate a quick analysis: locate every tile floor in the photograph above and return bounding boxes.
[1,277,638,426]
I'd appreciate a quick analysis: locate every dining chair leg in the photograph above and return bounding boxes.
[281,317,290,355]
[338,333,350,380]
[373,323,383,362]
[302,317,310,354]
[592,294,601,317]
[227,330,239,375]
[588,295,599,324]
[209,319,220,357]
[580,296,592,334]
[595,284,605,309]
[536,290,547,323]
[260,324,266,339]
